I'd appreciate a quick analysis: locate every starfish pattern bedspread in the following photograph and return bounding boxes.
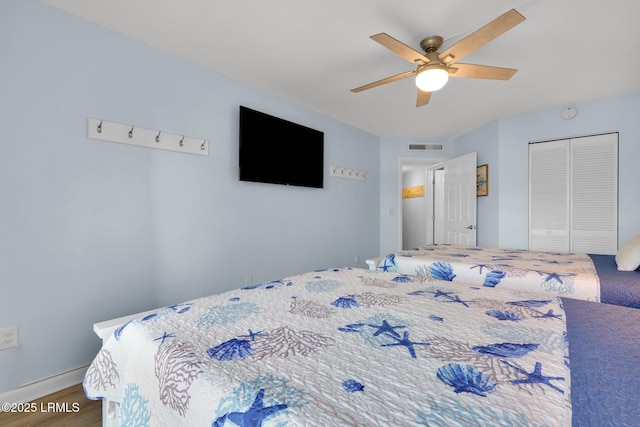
[377,245,600,302]
[84,267,570,426]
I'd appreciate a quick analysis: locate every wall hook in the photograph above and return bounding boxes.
[201,140,207,150]
[179,136,185,147]
[155,131,161,143]
[97,121,103,133]
[128,127,134,139]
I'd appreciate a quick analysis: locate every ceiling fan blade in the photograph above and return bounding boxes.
[448,63,517,80]
[439,9,525,65]
[351,70,416,93]
[416,89,431,107]
[370,33,429,65]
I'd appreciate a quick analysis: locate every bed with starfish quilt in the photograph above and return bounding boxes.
[84,267,572,426]
[372,245,606,303]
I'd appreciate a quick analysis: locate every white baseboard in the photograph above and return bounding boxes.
[0,365,89,409]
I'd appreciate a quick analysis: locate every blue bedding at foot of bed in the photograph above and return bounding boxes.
[588,254,640,308]
[563,297,640,426]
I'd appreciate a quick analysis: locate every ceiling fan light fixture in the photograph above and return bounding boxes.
[415,64,449,92]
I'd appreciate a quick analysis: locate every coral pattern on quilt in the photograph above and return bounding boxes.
[377,244,600,302]
[84,268,571,426]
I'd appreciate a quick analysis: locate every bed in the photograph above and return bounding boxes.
[368,245,640,308]
[83,267,640,426]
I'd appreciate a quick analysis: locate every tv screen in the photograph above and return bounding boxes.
[239,106,324,188]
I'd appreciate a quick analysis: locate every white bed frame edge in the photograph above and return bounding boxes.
[366,257,382,271]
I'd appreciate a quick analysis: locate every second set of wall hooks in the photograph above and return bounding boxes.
[330,166,366,180]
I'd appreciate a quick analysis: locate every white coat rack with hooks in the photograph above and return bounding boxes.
[87,118,208,156]
[330,165,366,181]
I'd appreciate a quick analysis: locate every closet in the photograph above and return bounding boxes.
[528,133,618,254]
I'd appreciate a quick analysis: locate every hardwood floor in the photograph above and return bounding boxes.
[0,383,101,427]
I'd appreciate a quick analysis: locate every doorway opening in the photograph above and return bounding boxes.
[400,158,445,250]
[400,153,477,250]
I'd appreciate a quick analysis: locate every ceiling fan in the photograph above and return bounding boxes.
[351,9,526,107]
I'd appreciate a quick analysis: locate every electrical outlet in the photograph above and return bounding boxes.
[0,327,18,350]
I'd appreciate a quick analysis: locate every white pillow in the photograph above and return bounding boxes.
[615,233,640,271]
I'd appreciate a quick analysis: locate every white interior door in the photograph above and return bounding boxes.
[443,152,477,245]
[529,140,570,251]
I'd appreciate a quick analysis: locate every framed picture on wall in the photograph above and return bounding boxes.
[477,164,488,197]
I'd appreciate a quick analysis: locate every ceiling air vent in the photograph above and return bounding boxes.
[408,143,443,151]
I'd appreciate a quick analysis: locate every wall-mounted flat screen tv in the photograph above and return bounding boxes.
[239,106,324,188]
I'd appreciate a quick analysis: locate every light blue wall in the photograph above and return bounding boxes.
[0,1,380,394]
[455,120,500,247]
[0,1,157,394]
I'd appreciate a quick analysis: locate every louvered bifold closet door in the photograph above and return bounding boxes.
[570,134,618,254]
[529,140,570,251]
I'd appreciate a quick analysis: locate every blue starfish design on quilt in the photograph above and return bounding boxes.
[238,329,266,341]
[167,303,193,314]
[501,361,564,393]
[532,309,563,320]
[441,294,472,308]
[470,264,491,274]
[213,389,288,427]
[534,271,576,284]
[409,289,472,307]
[337,323,366,333]
[368,320,406,337]
[153,332,175,344]
[381,331,430,358]
[378,254,397,272]
[432,289,456,299]
[507,300,552,308]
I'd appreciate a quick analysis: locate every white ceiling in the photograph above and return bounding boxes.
[43,0,640,139]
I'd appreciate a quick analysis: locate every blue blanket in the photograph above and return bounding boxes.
[563,297,640,426]
[588,254,640,308]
